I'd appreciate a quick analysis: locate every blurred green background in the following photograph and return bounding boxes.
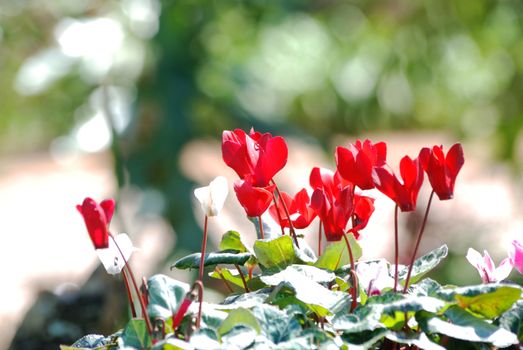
[2,0,523,347]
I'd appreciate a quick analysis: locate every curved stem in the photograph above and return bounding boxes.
[271,195,285,236]
[235,264,250,292]
[342,233,358,312]
[198,216,209,283]
[271,180,299,248]
[258,216,265,240]
[393,204,399,292]
[196,216,209,329]
[194,280,204,328]
[403,191,434,293]
[109,234,153,335]
[121,268,137,318]
[318,221,323,257]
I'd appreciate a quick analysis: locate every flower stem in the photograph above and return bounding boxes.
[198,216,209,283]
[271,181,299,248]
[194,280,204,328]
[235,264,250,292]
[403,191,434,293]
[109,234,153,335]
[342,233,358,312]
[197,215,209,329]
[271,195,285,236]
[393,204,399,292]
[318,221,323,257]
[258,216,265,240]
[121,268,137,318]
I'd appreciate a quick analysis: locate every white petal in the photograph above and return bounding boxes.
[194,176,229,217]
[208,176,228,217]
[96,233,136,275]
[494,258,513,282]
[194,185,212,216]
[466,248,483,269]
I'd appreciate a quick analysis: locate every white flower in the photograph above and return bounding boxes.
[194,176,229,217]
[96,233,138,275]
[466,248,512,283]
[356,259,394,296]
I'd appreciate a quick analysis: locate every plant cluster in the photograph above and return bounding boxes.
[68,129,523,350]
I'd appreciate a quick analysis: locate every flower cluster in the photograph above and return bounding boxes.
[221,128,465,244]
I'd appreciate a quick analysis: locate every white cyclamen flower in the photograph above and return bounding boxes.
[194,176,229,217]
[356,259,394,296]
[96,233,138,275]
[466,248,512,283]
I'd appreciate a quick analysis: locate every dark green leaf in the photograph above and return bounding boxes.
[386,331,445,350]
[171,251,252,270]
[218,307,261,336]
[65,334,115,349]
[332,306,383,333]
[121,319,152,349]
[252,303,302,344]
[219,230,248,253]
[398,245,448,286]
[188,328,220,350]
[341,328,388,348]
[316,236,361,271]
[496,300,523,338]
[218,288,272,310]
[221,325,257,349]
[417,306,519,348]
[147,274,189,319]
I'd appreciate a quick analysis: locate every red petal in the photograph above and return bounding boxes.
[100,199,115,224]
[446,143,464,179]
[234,180,274,217]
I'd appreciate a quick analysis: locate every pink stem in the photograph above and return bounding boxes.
[403,191,435,293]
[393,204,399,292]
[342,233,358,312]
[258,216,265,240]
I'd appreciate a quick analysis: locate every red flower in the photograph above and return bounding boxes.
[373,156,424,212]
[269,188,316,229]
[233,180,275,217]
[76,197,115,249]
[419,143,464,200]
[309,167,355,241]
[351,195,375,238]
[336,139,387,190]
[222,128,288,187]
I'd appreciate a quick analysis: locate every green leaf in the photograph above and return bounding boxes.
[259,264,344,316]
[151,337,192,350]
[218,307,261,336]
[332,306,383,333]
[171,251,252,270]
[496,300,523,339]
[417,306,519,348]
[253,235,299,272]
[436,283,522,318]
[341,328,388,348]
[398,244,448,286]
[366,292,446,329]
[385,331,445,350]
[217,288,272,310]
[208,268,250,289]
[455,284,521,319]
[65,334,115,350]
[316,236,362,271]
[188,328,220,349]
[121,319,152,349]
[221,325,258,349]
[219,230,248,253]
[252,303,302,344]
[147,274,190,319]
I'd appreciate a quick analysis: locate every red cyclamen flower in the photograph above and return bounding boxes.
[336,139,387,190]
[222,128,288,187]
[419,143,464,200]
[233,180,275,217]
[351,194,375,238]
[373,156,424,212]
[76,197,115,249]
[269,188,317,229]
[309,168,354,241]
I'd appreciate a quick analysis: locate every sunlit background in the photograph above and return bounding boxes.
[1,0,523,348]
